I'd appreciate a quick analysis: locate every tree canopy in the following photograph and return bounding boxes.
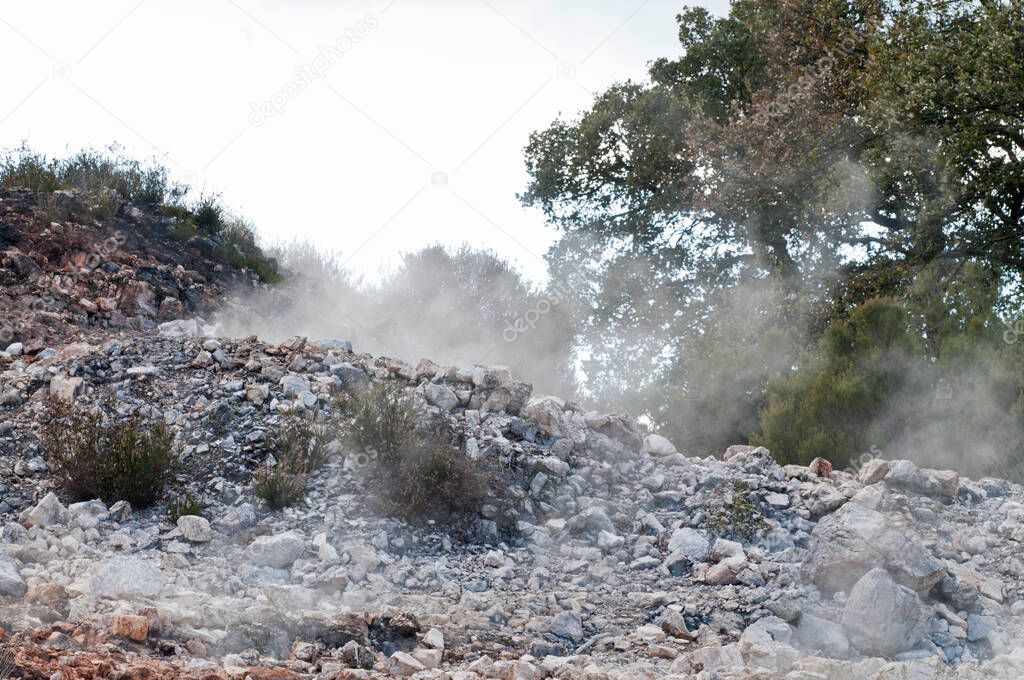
[522,0,1024,464]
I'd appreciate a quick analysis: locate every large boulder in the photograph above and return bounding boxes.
[803,502,944,594]
[246,531,306,568]
[643,433,677,456]
[841,568,927,656]
[177,515,213,542]
[49,374,83,402]
[521,397,570,438]
[546,611,583,643]
[738,616,800,672]
[157,318,201,339]
[21,492,68,528]
[91,558,167,599]
[585,412,641,449]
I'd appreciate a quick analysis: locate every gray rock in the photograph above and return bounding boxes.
[644,433,677,456]
[177,515,213,542]
[795,613,849,658]
[0,554,26,597]
[667,528,710,562]
[803,502,944,594]
[710,538,744,562]
[68,499,107,530]
[331,362,368,388]
[521,397,570,438]
[279,374,311,397]
[21,491,67,528]
[424,383,458,411]
[841,568,927,656]
[857,458,890,485]
[92,557,167,599]
[738,616,798,671]
[49,374,83,401]
[546,611,583,642]
[157,319,201,338]
[886,459,942,495]
[246,531,305,568]
[214,503,257,533]
[967,613,996,642]
[316,339,353,353]
[658,610,695,639]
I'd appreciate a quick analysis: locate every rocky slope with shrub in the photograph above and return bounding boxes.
[0,316,1023,679]
[0,185,277,354]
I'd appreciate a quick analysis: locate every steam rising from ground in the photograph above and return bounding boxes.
[213,241,577,397]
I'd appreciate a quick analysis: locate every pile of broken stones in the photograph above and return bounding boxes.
[0,319,1023,678]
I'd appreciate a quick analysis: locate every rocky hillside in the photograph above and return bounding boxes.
[1,190,1024,678]
[0,187,275,352]
[0,312,1023,679]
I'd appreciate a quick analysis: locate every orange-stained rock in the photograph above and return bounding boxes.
[25,583,69,605]
[111,614,149,642]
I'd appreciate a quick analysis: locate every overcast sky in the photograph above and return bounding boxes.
[1,0,726,284]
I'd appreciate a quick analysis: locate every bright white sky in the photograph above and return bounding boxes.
[1,0,726,284]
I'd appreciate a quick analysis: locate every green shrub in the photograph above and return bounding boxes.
[254,459,309,510]
[169,221,198,241]
[337,382,491,525]
[167,492,203,523]
[0,146,61,193]
[378,440,489,524]
[335,382,419,465]
[756,286,1024,478]
[193,194,223,234]
[0,144,184,203]
[254,413,334,509]
[39,399,176,507]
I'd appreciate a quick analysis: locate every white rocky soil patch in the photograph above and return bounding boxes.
[0,322,1023,678]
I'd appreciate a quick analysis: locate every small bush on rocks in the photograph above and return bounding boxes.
[378,440,490,525]
[39,398,176,507]
[254,412,334,509]
[193,193,224,234]
[253,460,308,510]
[335,381,419,465]
[0,143,183,203]
[166,492,203,523]
[337,382,492,526]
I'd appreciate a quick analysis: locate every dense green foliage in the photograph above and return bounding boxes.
[522,0,1024,474]
[758,279,1024,477]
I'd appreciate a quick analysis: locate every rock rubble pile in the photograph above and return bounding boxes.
[1,318,1023,678]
